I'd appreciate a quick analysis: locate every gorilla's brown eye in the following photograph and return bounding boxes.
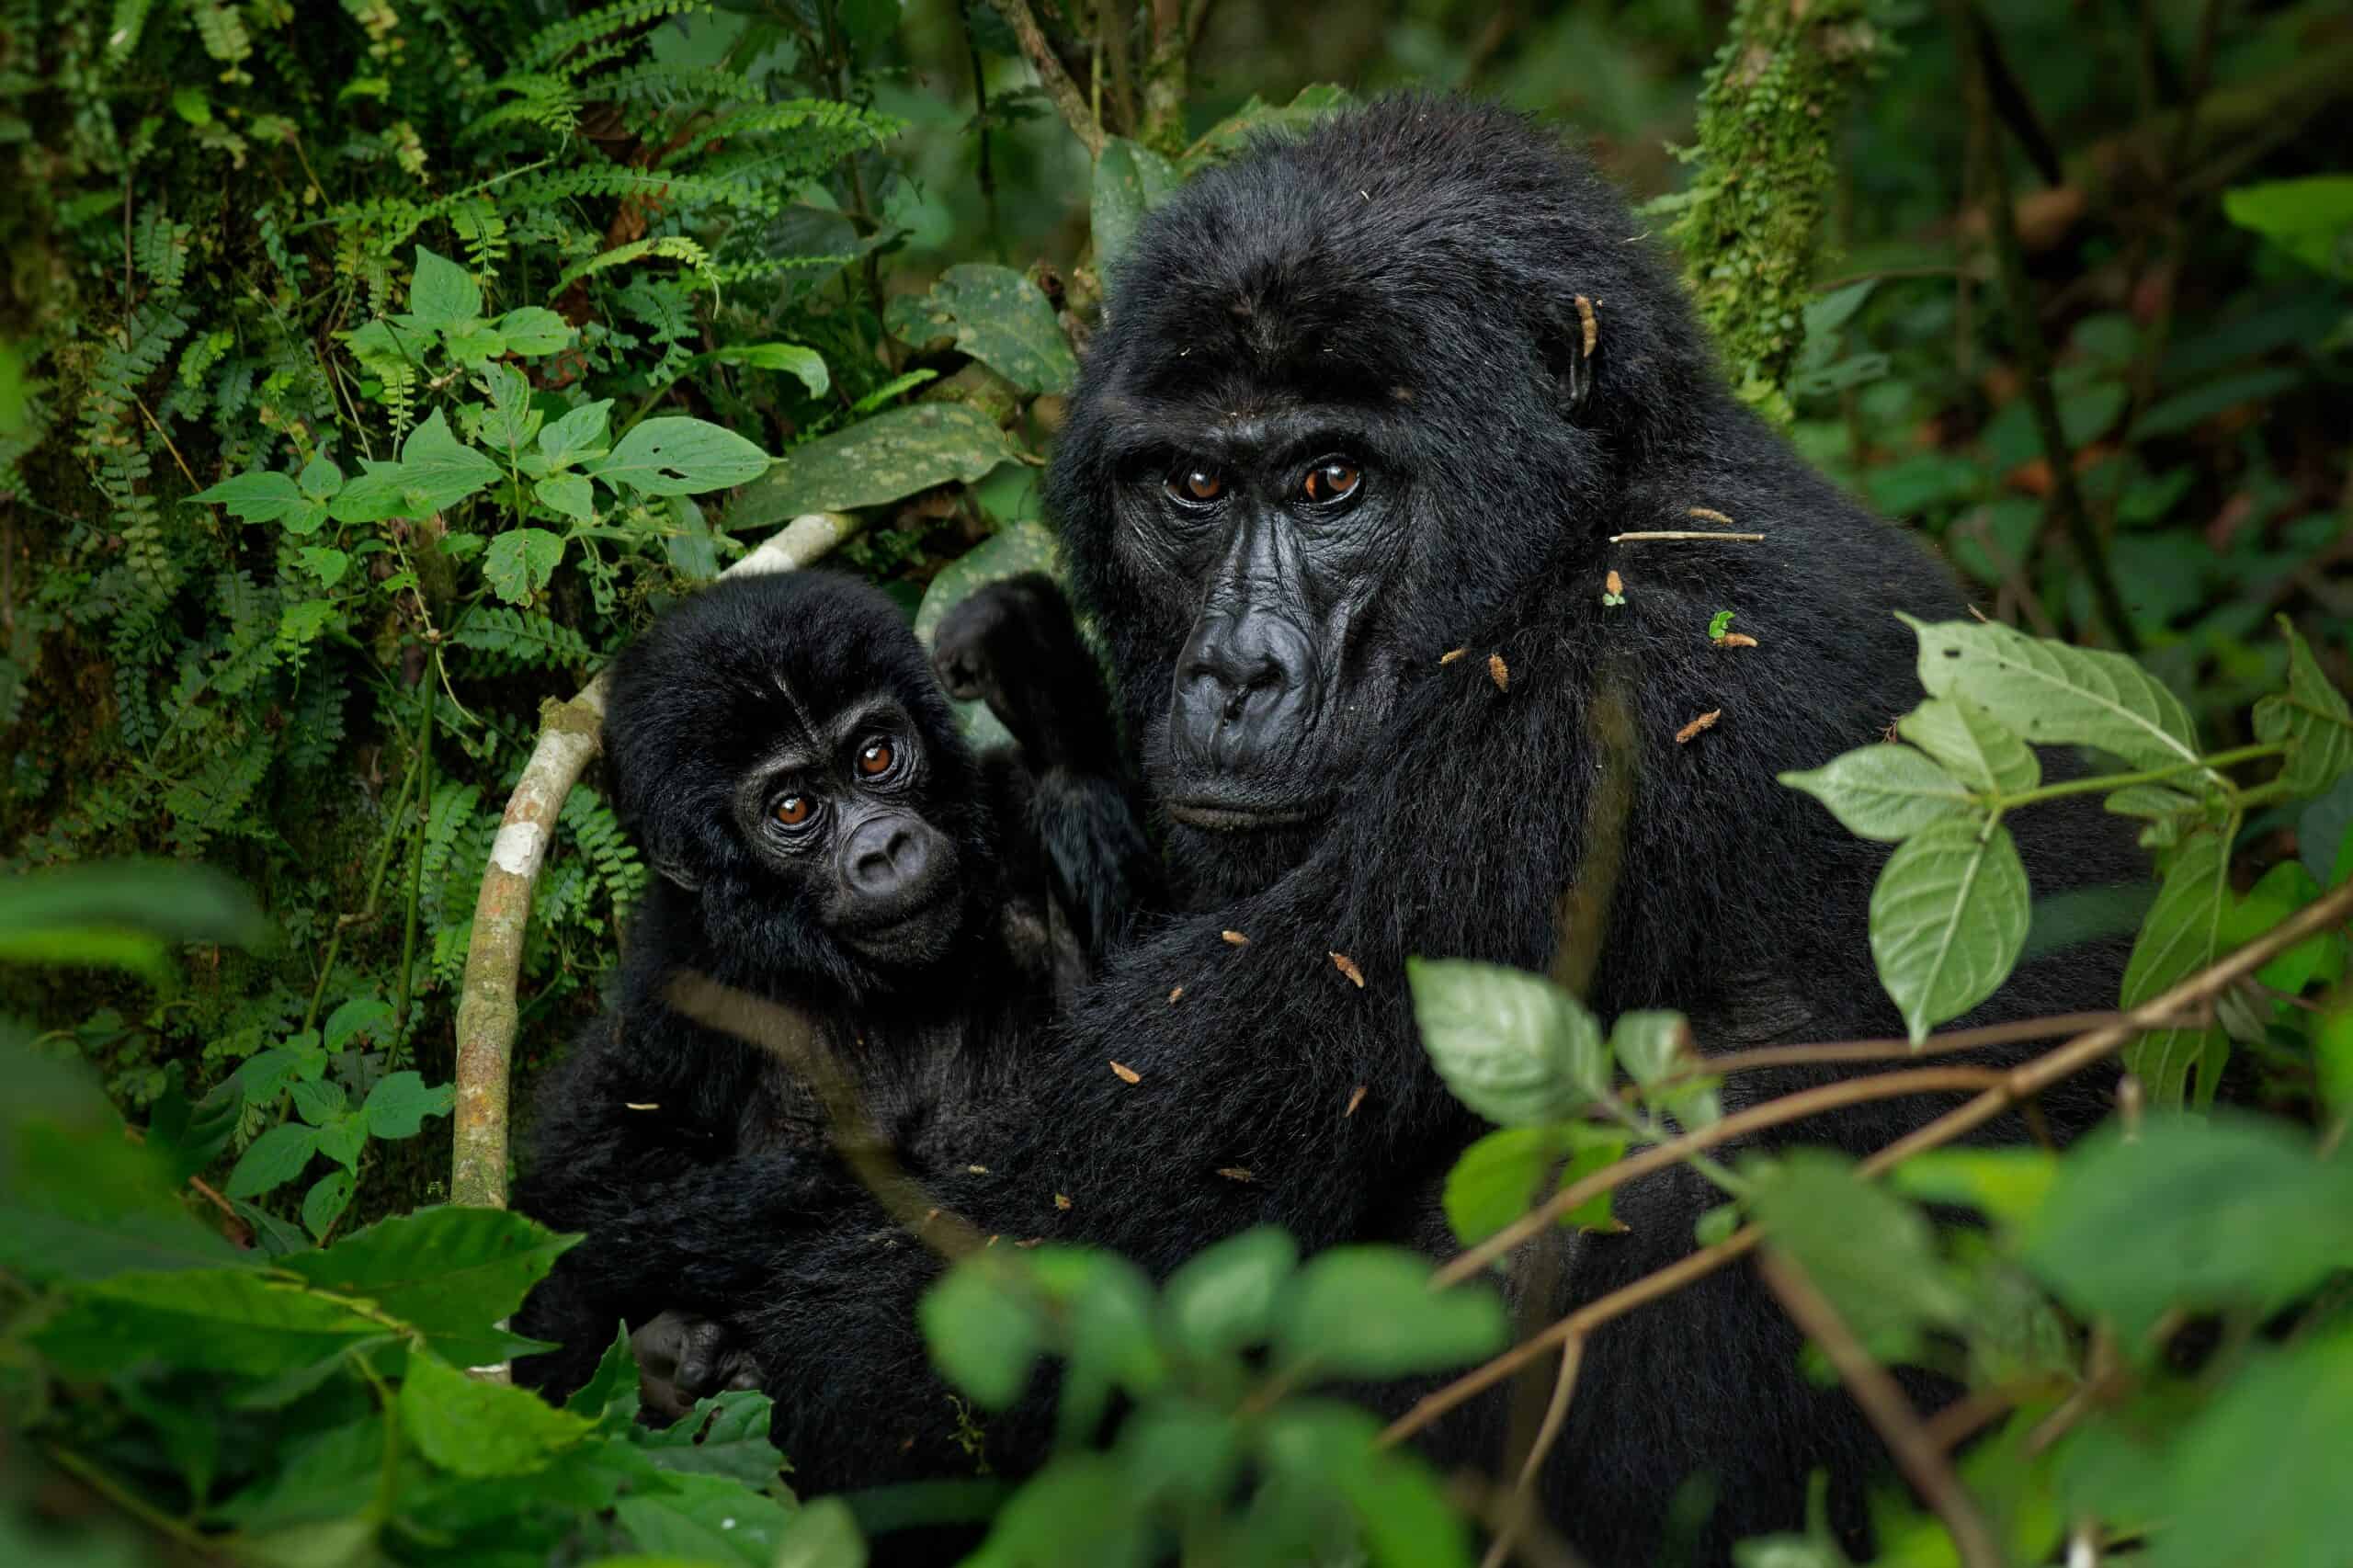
[773,795,812,826]
[856,739,893,778]
[1303,461,1361,505]
[1166,466,1224,505]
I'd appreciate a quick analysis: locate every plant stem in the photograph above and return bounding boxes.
[301,693,436,1034]
[391,663,436,1065]
[1991,741,2285,814]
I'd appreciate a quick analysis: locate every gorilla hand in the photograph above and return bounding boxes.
[931,573,1119,775]
[631,1310,762,1422]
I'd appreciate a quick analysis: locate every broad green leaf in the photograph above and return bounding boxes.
[903,265,1077,394]
[535,473,595,522]
[960,1453,1149,1568]
[2120,826,2234,1107]
[363,1071,455,1138]
[1897,696,2040,797]
[2221,860,2336,994]
[440,320,506,367]
[1407,957,1608,1125]
[537,399,613,468]
[1162,1226,1297,1361]
[2318,1005,2353,1119]
[2221,175,2353,278]
[1608,1009,1693,1087]
[588,416,771,496]
[730,403,1014,527]
[278,499,329,537]
[1745,1148,1968,1364]
[1272,1245,1506,1381]
[712,341,830,397]
[191,470,303,523]
[632,1389,785,1485]
[34,1268,385,1376]
[920,1255,1046,1410]
[314,1109,367,1170]
[2252,616,2353,799]
[1441,1124,1624,1246]
[773,1497,868,1568]
[1902,614,2200,774]
[474,361,541,453]
[2298,773,2353,888]
[400,1349,592,1477]
[297,547,350,586]
[1889,1148,2058,1230]
[1255,1400,1475,1568]
[226,1121,319,1198]
[566,1325,642,1429]
[2104,783,2203,819]
[323,994,396,1051]
[296,454,344,499]
[282,1207,574,1366]
[395,409,502,511]
[482,528,565,605]
[1181,84,1352,172]
[1090,137,1183,278]
[301,1170,353,1240]
[290,1076,346,1126]
[1028,1248,1167,1444]
[496,305,573,355]
[1779,744,1975,841]
[1868,818,2031,1042]
[615,1471,796,1566]
[2024,1115,2353,1341]
[325,460,415,524]
[407,246,483,330]
[0,859,268,957]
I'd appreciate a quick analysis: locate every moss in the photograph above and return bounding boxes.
[1666,0,1892,424]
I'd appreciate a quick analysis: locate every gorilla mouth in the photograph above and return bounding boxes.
[1165,799,1321,833]
[843,893,961,960]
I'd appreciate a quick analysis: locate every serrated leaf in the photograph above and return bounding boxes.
[282,1206,575,1367]
[1091,137,1183,278]
[482,528,564,605]
[1897,696,2040,797]
[395,409,502,511]
[301,1171,353,1240]
[33,1268,384,1377]
[615,1470,796,1566]
[1272,1246,1506,1381]
[1780,744,1976,842]
[632,1389,785,1485]
[1407,958,1608,1125]
[587,416,771,496]
[407,246,483,330]
[474,361,541,453]
[536,399,613,468]
[296,547,351,586]
[1746,1148,1969,1364]
[2121,826,2235,1107]
[729,403,1013,527]
[363,1071,454,1138]
[400,1348,591,1477]
[1868,817,2030,1042]
[2252,616,2353,798]
[289,1076,346,1127]
[1442,1124,1624,1246]
[191,470,303,523]
[1903,614,2200,773]
[535,473,594,522]
[225,1121,319,1198]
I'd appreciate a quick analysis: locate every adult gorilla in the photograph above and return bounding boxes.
[620,97,2134,1562]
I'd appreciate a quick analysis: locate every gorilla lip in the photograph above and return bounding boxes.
[1165,800,1319,832]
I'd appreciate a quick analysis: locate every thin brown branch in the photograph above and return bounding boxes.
[1608,530,1767,543]
[1692,1008,2193,1078]
[1389,878,2353,1449]
[986,0,1106,158]
[1433,1066,2003,1289]
[1757,1251,2001,1568]
[1476,1334,1587,1568]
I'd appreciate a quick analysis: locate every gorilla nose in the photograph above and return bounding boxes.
[845,816,932,897]
[1173,613,1313,767]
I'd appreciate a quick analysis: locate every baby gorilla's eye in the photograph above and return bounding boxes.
[773,795,813,827]
[1165,465,1224,506]
[1302,460,1361,505]
[856,738,894,778]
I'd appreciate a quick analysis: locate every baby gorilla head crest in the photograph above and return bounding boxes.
[603,572,994,996]
[1049,95,1717,890]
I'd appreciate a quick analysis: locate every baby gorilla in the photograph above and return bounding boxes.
[512,568,1154,1410]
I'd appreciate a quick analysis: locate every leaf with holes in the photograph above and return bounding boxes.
[1902,614,2200,773]
[1898,696,2040,798]
[1869,817,2030,1042]
[364,1072,454,1140]
[587,416,771,496]
[1780,744,1976,842]
[903,265,1076,394]
[301,1170,353,1240]
[482,528,564,605]
[2121,827,2237,1108]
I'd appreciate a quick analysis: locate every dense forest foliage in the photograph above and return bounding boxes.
[2,1,2349,1564]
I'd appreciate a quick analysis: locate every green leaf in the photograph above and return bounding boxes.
[1868,817,2031,1042]
[33,1268,386,1377]
[474,361,541,453]
[482,528,565,605]
[296,454,345,499]
[325,460,415,524]
[1746,1149,1969,1363]
[290,1075,346,1126]
[396,409,503,511]
[2120,826,2235,1107]
[616,1471,797,1566]
[323,994,396,1051]
[1090,137,1183,278]
[1255,1401,1474,1568]
[920,1255,1047,1410]
[0,860,268,977]
[1161,1226,1297,1362]
[535,473,595,522]
[2222,860,2336,993]
[588,416,772,496]
[1442,1124,1624,1246]
[537,399,613,468]
[226,1121,319,1198]
[495,306,574,356]
[314,1109,367,1170]
[1897,696,2040,798]
[1902,614,2200,773]
[1272,1245,1506,1381]
[773,1497,869,1568]
[1609,1009,1692,1087]
[2104,783,2203,820]
[566,1324,642,1429]
[2252,616,2353,799]
[407,246,483,330]
[301,1170,353,1240]
[2222,175,2353,278]
[899,265,1077,395]
[282,1207,574,1366]
[711,341,830,397]
[632,1389,786,1485]
[2024,1115,2353,1341]
[1408,958,1608,1124]
[1779,744,1975,841]
[2317,1005,2353,1120]
[399,1349,592,1477]
[296,547,351,586]
[363,1071,455,1138]
[1028,1247,1167,1444]
[729,403,1014,527]
[1889,1148,2057,1230]
[191,470,304,523]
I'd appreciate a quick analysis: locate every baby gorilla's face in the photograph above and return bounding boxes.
[729,693,967,970]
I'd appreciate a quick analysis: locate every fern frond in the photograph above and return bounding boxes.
[518,0,702,74]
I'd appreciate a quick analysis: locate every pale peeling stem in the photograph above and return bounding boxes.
[449,515,859,1213]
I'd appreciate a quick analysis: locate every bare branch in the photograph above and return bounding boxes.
[985,0,1106,159]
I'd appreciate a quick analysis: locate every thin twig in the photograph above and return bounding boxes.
[1608,530,1767,543]
[984,0,1106,158]
[1758,1250,2001,1568]
[1477,1334,1587,1568]
[1689,1008,2191,1078]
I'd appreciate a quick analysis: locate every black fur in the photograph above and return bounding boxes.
[510,569,1155,1403]
[572,99,2142,1563]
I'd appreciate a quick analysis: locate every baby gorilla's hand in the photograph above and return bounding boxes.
[631,1309,763,1422]
[931,573,1055,708]
[930,574,1112,773]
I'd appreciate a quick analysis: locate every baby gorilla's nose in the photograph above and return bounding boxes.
[846,814,931,896]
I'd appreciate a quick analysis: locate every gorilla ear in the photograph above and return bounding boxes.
[1542,291,1600,422]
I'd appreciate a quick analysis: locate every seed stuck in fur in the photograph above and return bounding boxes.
[1676,709,1722,744]
[1574,293,1599,357]
[1222,929,1250,946]
[1439,646,1468,665]
[1054,1193,1072,1210]
[1217,1166,1256,1182]
[1110,1061,1141,1084]
[1346,1085,1368,1117]
[1168,985,1185,1005]
[1489,653,1509,691]
[1330,951,1366,987]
